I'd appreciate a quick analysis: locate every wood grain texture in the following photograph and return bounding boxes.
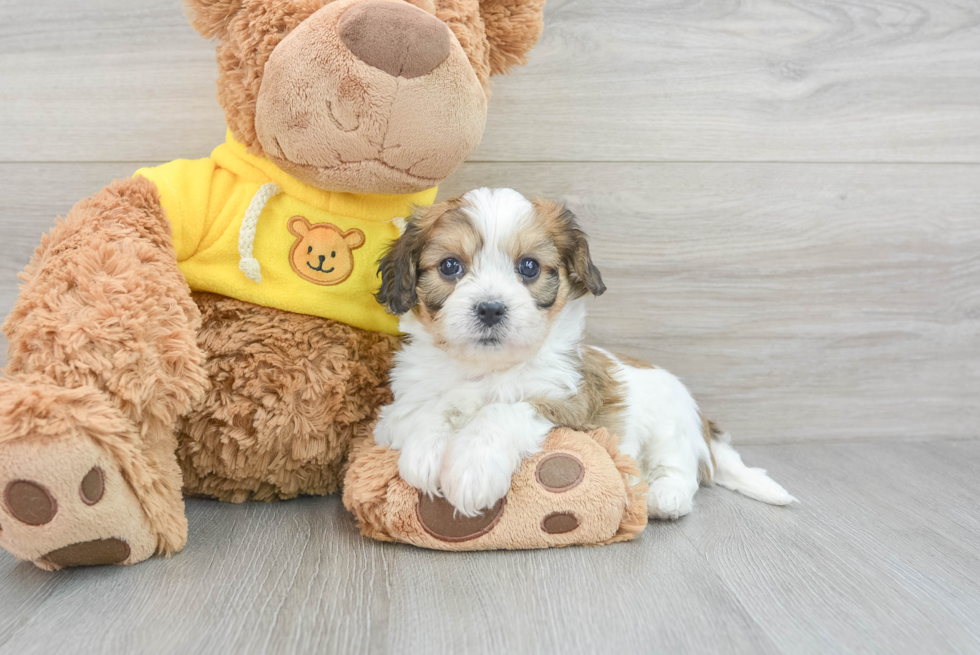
[686,441,980,655]
[1,0,978,163]
[0,498,393,655]
[475,0,980,162]
[382,524,779,655]
[0,441,977,655]
[0,0,225,163]
[4,161,976,442]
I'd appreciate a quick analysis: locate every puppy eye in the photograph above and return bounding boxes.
[517,257,540,281]
[307,246,313,254]
[331,251,336,258]
[439,257,464,279]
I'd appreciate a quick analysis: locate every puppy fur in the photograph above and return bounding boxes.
[375,188,795,518]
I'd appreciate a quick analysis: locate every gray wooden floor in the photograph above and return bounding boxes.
[1,440,978,655]
[1,0,978,653]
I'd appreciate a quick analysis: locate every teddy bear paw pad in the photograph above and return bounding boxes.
[4,480,58,526]
[416,493,505,542]
[42,538,131,568]
[540,511,580,534]
[535,453,585,492]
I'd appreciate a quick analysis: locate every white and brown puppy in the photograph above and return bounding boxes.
[374,188,795,518]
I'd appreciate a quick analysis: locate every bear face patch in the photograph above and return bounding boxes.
[287,216,365,286]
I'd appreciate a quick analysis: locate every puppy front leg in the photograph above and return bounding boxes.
[375,404,452,497]
[441,402,554,517]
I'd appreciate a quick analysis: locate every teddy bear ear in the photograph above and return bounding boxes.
[343,229,367,250]
[479,0,547,76]
[185,0,243,39]
[288,215,311,237]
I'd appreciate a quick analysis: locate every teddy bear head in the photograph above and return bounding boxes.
[187,0,546,195]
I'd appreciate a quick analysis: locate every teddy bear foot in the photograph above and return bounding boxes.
[0,379,167,570]
[344,427,649,550]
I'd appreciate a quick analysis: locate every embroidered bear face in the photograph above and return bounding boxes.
[288,216,365,286]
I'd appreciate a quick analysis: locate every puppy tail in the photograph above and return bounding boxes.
[707,427,797,506]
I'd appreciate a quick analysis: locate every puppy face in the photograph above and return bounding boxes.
[377,188,605,367]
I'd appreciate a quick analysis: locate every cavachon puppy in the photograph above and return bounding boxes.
[374,188,795,518]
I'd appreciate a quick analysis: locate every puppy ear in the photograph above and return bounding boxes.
[555,207,606,299]
[186,0,243,39]
[376,217,425,315]
[479,0,547,76]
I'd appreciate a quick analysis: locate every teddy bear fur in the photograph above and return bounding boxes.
[198,0,540,158]
[0,0,546,569]
[344,428,648,550]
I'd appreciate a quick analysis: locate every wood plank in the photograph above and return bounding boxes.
[1,161,977,443]
[383,527,778,655]
[476,0,980,163]
[0,441,977,654]
[0,497,393,655]
[0,0,225,163]
[684,441,980,654]
[2,0,978,163]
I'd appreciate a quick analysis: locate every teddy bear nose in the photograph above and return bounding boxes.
[338,1,452,78]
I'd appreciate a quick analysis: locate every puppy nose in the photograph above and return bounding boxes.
[338,1,452,78]
[476,301,507,328]
[318,255,326,264]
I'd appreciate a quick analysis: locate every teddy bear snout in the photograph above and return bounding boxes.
[338,1,451,79]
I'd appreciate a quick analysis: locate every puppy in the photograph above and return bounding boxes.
[374,188,795,518]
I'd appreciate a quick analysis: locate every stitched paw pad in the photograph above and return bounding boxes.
[416,493,505,542]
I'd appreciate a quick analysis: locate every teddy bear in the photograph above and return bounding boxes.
[0,0,646,570]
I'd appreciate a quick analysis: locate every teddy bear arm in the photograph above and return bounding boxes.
[4,176,206,428]
[0,177,208,566]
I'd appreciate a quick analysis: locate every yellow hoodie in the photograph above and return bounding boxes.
[135,132,436,335]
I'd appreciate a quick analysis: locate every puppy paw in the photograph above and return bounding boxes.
[440,444,515,518]
[397,437,447,498]
[647,478,694,520]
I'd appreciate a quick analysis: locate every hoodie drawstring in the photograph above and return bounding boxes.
[237,182,282,284]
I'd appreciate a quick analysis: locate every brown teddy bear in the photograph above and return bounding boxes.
[0,0,645,569]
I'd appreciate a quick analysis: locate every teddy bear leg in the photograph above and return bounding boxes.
[0,178,207,569]
[175,295,396,503]
[344,428,649,550]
